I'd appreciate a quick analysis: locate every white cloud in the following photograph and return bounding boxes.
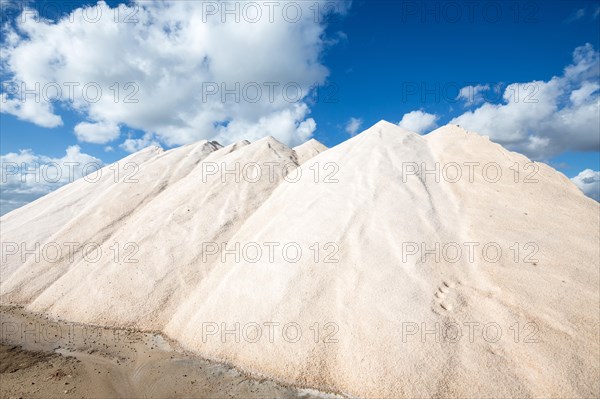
[0,93,63,127]
[120,133,161,153]
[565,8,586,23]
[296,117,317,142]
[397,110,438,134]
[563,6,600,23]
[450,44,600,160]
[457,84,491,106]
[1,1,347,147]
[571,169,600,201]
[0,145,103,215]
[345,117,362,136]
[570,81,600,106]
[210,103,317,145]
[74,121,121,144]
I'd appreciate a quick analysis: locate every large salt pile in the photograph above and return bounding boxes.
[1,121,598,398]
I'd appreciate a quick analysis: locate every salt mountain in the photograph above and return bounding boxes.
[1,121,598,398]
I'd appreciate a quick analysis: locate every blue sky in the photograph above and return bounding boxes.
[1,0,599,212]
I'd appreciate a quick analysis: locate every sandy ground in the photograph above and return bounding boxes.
[0,306,340,399]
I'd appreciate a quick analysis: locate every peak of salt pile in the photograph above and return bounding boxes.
[293,139,328,165]
[1,123,598,398]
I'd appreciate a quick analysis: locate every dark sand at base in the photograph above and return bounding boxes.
[0,306,341,399]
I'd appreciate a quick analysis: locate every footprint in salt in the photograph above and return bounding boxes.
[433,281,459,313]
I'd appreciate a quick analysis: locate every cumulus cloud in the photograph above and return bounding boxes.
[1,0,348,147]
[210,103,317,145]
[74,121,120,144]
[0,92,63,127]
[450,44,600,160]
[397,110,438,134]
[0,146,103,215]
[120,132,161,153]
[345,117,363,136]
[457,84,493,106]
[571,169,600,201]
